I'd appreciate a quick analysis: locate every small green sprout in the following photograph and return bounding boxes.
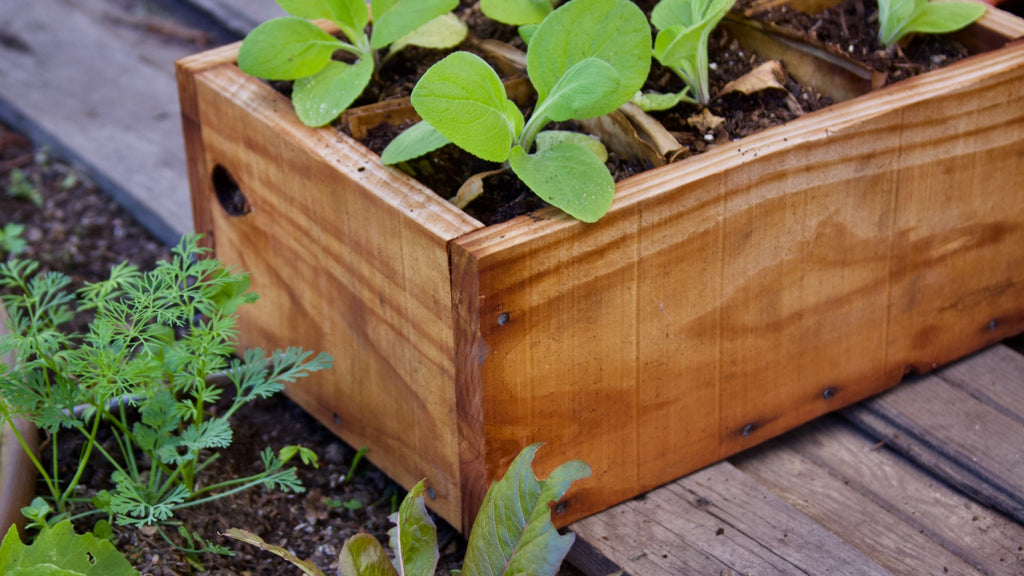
[0,223,28,259]
[381,0,651,223]
[648,0,737,107]
[877,0,986,47]
[7,169,43,207]
[238,0,468,127]
[227,443,591,576]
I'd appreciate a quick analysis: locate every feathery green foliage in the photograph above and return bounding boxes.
[0,234,331,550]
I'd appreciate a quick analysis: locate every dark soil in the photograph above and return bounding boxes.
[0,122,584,575]
[357,0,975,225]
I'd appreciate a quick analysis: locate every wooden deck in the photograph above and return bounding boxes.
[1,1,1022,573]
[569,344,1024,575]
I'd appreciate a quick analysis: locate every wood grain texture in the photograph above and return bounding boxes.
[780,417,1024,575]
[937,344,1024,424]
[843,348,1024,524]
[180,15,1024,530]
[454,35,1024,526]
[182,61,481,527]
[733,433,991,576]
[570,461,891,576]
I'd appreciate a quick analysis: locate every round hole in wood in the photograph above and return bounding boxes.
[211,165,251,216]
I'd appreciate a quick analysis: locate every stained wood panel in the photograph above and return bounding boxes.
[453,36,1024,526]
[179,58,482,527]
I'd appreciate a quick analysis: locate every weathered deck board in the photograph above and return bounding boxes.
[570,344,1024,576]
[0,0,216,245]
[182,0,284,36]
[843,347,1024,525]
[570,461,892,576]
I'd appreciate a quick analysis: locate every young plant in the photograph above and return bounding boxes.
[479,0,556,43]
[0,520,139,575]
[381,0,651,223]
[6,169,43,207]
[0,234,332,545]
[226,443,591,576]
[238,0,468,127]
[0,223,27,259]
[647,0,737,107]
[876,0,985,47]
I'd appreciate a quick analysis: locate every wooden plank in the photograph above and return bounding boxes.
[570,461,892,576]
[181,59,482,529]
[778,418,1024,575]
[452,37,1024,526]
[0,0,210,245]
[936,345,1024,424]
[183,0,285,36]
[733,437,989,576]
[843,367,1024,524]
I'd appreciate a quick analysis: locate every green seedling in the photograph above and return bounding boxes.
[227,443,591,576]
[877,0,985,47]
[7,169,43,207]
[238,0,467,127]
[0,234,332,550]
[645,0,737,107]
[381,0,651,223]
[0,223,27,259]
[479,0,556,43]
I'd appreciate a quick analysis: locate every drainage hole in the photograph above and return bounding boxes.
[212,165,251,216]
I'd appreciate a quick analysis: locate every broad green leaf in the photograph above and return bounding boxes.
[519,23,540,45]
[389,13,468,53]
[527,0,650,116]
[510,144,616,222]
[381,121,451,165]
[905,2,986,35]
[324,0,370,41]
[222,528,327,576]
[651,0,695,29]
[388,480,439,576]
[293,57,374,127]
[462,444,592,576]
[653,24,703,67]
[371,0,459,50]
[411,52,523,163]
[275,0,330,20]
[338,533,399,576]
[535,131,608,162]
[0,522,138,576]
[480,0,554,26]
[238,17,343,80]
[537,58,620,122]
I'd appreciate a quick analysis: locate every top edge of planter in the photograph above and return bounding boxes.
[176,7,1024,252]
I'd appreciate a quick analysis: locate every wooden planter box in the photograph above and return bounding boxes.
[177,11,1024,531]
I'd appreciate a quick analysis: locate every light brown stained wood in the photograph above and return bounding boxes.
[776,417,1024,574]
[180,61,482,527]
[180,12,1024,530]
[732,436,989,576]
[571,461,892,576]
[452,37,1024,526]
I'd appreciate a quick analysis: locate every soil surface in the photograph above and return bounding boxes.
[0,122,585,575]
[358,0,976,225]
